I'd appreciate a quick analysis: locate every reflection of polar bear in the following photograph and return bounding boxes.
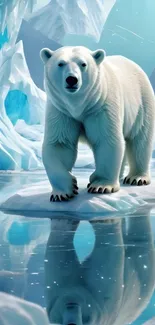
[40,46,155,202]
[44,213,155,325]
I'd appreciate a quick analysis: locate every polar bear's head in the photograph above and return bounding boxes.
[40,46,105,97]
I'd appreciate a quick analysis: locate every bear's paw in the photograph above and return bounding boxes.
[123,174,150,186]
[87,180,120,194]
[50,176,78,202]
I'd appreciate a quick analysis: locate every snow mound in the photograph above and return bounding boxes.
[1,172,153,219]
[0,41,46,170]
[0,293,49,325]
[26,0,116,43]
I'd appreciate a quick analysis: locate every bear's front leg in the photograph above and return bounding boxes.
[84,108,125,194]
[43,143,78,201]
[42,104,81,202]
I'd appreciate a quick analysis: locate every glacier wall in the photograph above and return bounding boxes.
[26,0,110,43]
[0,0,47,170]
[0,41,45,170]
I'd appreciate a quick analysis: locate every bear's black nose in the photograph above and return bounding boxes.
[66,76,78,87]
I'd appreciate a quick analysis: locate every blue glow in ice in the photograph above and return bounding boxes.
[5,90,29,125]
[0,28,8,48]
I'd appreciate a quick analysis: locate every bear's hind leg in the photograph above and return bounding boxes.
[123,129,153,186]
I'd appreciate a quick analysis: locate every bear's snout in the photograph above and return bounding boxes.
[66,76,78,88]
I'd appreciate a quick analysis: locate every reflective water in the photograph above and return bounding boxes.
[0,174,155,325]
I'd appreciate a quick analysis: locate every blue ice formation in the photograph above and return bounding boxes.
[26,0,109,43]
[0,0,46,171]
[0,41,46,170]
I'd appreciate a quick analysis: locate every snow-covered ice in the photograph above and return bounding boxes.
[1,169,154,219]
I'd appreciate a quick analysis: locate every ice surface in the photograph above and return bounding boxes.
[1,170,152,219]
[0,293,49,325]
[26,0,116,43]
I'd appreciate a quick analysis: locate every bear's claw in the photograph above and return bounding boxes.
[50,193,75,202]
[50,177,78,202]
[123,175,150,186]
[87,182,119,194]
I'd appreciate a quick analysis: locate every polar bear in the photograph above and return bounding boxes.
[40,46,155,202]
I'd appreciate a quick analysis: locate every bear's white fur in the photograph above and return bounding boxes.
[40,46,155,201]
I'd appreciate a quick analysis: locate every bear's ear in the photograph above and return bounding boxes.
[40,48,54,64]
[92,49,106,65]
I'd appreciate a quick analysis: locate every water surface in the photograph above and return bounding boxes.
[0,173,155,325]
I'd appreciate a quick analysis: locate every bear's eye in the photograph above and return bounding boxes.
[58,62,64,67]
[81,62,87,67]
